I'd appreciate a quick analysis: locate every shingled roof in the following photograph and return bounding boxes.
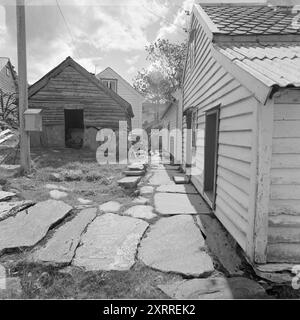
[201,4,300,36]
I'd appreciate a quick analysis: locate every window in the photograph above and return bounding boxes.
[101,79,117,92]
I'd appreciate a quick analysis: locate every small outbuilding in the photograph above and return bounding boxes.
[182,3,300,266]
[159,90,183,164]
[28,57,133,149]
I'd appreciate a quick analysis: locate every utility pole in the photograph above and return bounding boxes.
[16,0,31,173]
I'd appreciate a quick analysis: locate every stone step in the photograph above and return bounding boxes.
[173,176,189,184]
[118,176,141,189]
[124,170,145,177]
[128,163,145,171]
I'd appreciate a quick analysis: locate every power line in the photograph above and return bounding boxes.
[142,4,188,35]
[55,0,81,59]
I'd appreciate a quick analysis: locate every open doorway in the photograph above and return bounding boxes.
[204,107,220,207]
[64,109,84,149]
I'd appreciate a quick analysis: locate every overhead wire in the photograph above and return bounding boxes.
[55,0,82,59]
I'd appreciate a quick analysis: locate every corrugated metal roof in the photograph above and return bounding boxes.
[201,4,300,36]
[215,42,300,87]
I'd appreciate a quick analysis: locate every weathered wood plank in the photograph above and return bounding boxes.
[219,131,252,147]
[217,176,249,210]
[273,121,300,138]
[271,168,300,185]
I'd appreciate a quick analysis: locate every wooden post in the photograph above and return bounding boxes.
[16,0,31,173]
[253,98,274,263]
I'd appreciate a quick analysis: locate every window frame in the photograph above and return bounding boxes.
[101,78,118,93]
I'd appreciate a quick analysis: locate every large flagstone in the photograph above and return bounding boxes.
[31,208,97,266]
[0,200,72,255]
[138,215,214,277]
[72,213,148,271]
[154,193,211,215]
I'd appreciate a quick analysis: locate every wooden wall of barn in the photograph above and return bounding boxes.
[183,15,256,253]
[29,66,130,148]
[267,89,300,263]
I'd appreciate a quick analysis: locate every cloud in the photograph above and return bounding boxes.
[125,55,140,65]
[71,0,169,52]
[1,0,170,82]
[156,0,194,42]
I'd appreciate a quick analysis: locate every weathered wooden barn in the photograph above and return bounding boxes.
[28,57,133,149]
[182,3,300,266]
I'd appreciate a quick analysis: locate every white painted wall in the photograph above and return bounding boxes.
[183,12,256,254]
[97,68,144,129]
[267,89,300,263]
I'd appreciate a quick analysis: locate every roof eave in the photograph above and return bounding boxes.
[212,45,274,104]
[29,57,134,118]
[193,4,222,41]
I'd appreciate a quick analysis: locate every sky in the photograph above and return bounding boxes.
[0,0,297,85]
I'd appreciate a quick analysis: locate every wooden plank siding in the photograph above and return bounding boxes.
[267,90,300,263]
[29,65,131,148]
[183,15,256,252]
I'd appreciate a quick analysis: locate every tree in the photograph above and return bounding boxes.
[133,38,187,103]
[0,92,18,128]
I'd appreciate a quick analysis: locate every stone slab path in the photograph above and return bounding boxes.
[139,186,154,195]
[118,177,141,189]
[0,200,72,255]
[31,208,97,266]
[99,201,121,213]
[148,170,180,185]
[158,277,267,299]
[156,184,198,194]
[123,205,157,220]
[139,215,214,277]
[154,193,211,215]
[73,213,148,271]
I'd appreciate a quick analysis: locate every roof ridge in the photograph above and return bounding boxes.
[28,57,134,117]
[97,66,144,99]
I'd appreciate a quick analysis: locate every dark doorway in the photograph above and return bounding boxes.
[64,109,84,149]
[204,107,220,207]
